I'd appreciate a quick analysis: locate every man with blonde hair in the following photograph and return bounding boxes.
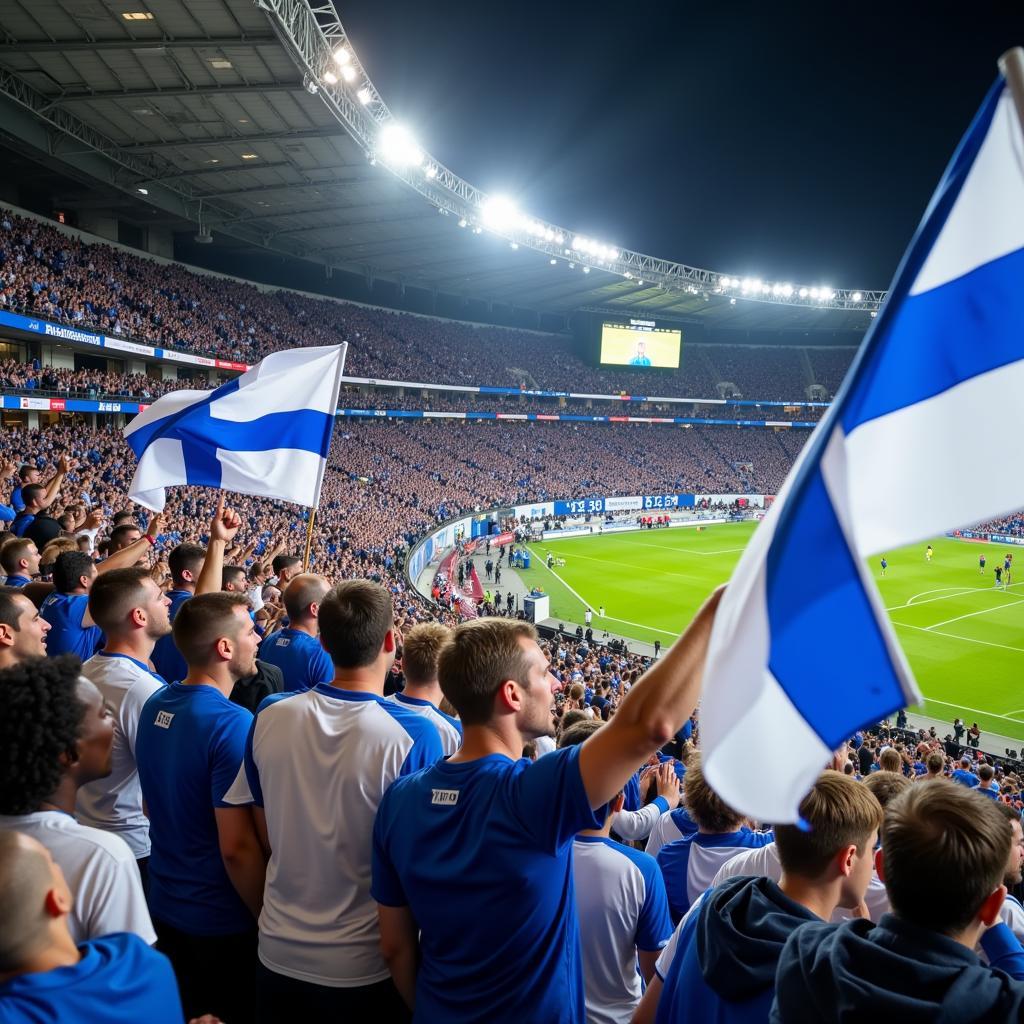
[389,621,462,755]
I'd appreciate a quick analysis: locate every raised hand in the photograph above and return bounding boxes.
[210,494,242,544]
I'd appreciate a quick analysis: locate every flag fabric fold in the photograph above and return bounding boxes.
[701,76,1024,823]
[124,344,347,511]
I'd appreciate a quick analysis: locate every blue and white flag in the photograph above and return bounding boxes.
[701,76,1024,822]
[124,344,347,511]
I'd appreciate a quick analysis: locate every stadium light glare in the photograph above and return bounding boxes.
[550,258,557,265]
[583,266,590,273]
[554,233,564,245]
[781,283,793,297]
[870,310,878,317]
[424,164,438,179]
[771,283,782,296]
[480,195,519,232]
[798,287,809,299]
[820,287,834,301]
[730,297,737,305]
[637,279,644,286]
[322,69,338,85]
[357,88,372,105]
[760,283,771,295]
[341,65,357,83]
[333,46,352,66]
[809,287,820,299]
[378,124,423,167]
[852,291,863,302]
[510,242,519,250]
[458,218,468,228]
[624,271,633,279]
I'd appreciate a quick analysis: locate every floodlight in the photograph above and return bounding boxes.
[798,287,808,299]
[378,124,423,167]
[760,283,771,295]
[583,266,590,273]
[357,88,372,105]
[480,195,519,231]
[341,65,357,83]
[624,271,633,279]
[852,291,863,302]
[608,248,619,261]
[554,233,564,245]
[424,165,438,179]
[781,283,793,297]
[544,228,555,241]
[741,279,753,294]
[510,242,519,250]
[637,279,644,286]
[333,46,352,66]
[809,287,820,299]
[458,218,468,227]
[550,258,557,265]
[820,287,834,301]
[870,310,878,318]
[772,283,782,296]
[323,70,338,85]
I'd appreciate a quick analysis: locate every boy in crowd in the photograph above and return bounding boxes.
[771,779,1024,1021]
[635,771,883,1023]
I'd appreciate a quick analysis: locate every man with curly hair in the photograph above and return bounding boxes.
[0,654,154,945]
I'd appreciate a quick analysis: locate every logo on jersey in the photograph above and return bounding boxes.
[154,710,175,729]
[275,637,291,647]
[431,788,460,806]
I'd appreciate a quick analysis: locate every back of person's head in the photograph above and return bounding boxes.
[879,748,902,773]
[52,551,95,595]
[881,779,1011,935]
[438,617,538,725]
[401,621,450,686]
[172,591,250,667]
[863,770,913,810]
[774,771,883,882]
[683,753,743,833]
[272,554,301,578]
[979,764,995,784]
[0,831,73,974]
[926,751,945,776]
[87,567,154,634]
[112,511,135,527]
[1,538,34,577]
[559,708,589,734]
[168,543,205,586]
[557,719,603,749]
[20,483,45,510]
[318,579,394,670]
[567,682,585,703]
[0,655,88,815]
[282,573,330,623]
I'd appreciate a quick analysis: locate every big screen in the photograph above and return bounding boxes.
[599,319,681,369]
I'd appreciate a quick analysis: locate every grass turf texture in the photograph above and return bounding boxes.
[521,526,1024,743]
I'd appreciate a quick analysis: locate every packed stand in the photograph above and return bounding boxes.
[2,209,841,401]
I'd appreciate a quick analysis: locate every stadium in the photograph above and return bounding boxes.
[0,2,1022,1022]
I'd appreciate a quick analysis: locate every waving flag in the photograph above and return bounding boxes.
[701,70,1024,823]
[124,345,347,511]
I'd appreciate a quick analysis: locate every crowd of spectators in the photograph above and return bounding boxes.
[973,513,1024,538]
[0,209,856,400]
[0,359,204,400]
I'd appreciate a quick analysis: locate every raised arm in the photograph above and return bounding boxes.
[196,496,242,596]
[578,586,724,810]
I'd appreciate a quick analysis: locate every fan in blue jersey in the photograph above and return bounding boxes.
[371,586,725,1023]
[0,831,184,1024]
[136,500,266,1024]
[151,542,205,685]
[256,573,335,691]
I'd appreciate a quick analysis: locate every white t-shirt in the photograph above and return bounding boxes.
[573,836,673,1024]
[387,692,462,756]
[645,808,692,858]
[534,735,556,756]
[0,811,155,945]
[77,652,165,858]
[225,685,443,987]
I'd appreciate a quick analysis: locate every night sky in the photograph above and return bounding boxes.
[335,1,1021,289]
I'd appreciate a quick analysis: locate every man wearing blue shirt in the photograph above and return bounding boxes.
[257,572,334,691]
[41,551,104,662]
[136,496,266,1023]
[1,537,40,587]
[952,754,980,788]
[226,579,442,1021]
[0,830,184,1024]
[151,542,205,685]
[372,587,724,1022]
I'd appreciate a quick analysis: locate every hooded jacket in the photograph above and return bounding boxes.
[656,874,817,1023]
[770,913,1024,1023]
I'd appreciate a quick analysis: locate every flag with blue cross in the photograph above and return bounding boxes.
[124,344,347,511]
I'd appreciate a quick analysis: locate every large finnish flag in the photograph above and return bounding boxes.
[124,345,347,511]
[701,76,1024,823]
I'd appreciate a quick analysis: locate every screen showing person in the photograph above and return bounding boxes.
[600,322,681,368]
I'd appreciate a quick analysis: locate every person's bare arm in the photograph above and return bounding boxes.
[638,949,661,983]
[631,972,663,1024]
[578,586,724,810]
[377,904,419,1011]
[39,456,74,510]
[196,496,241,596]
[214,806,266,919]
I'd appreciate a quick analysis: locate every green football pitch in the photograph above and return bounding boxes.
[519,524,1024,742]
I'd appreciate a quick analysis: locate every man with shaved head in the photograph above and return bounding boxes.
[257,572,334,691]
[0,830,183,1021]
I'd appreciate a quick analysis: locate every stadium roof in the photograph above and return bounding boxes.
[0,0,879,331]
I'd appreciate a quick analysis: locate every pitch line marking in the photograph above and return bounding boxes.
[923,596,1024,631]
[893,621,1024,655]
[614,537,747,557]
[537,548,707,585]
[910,693,1024,726]
[885,581,1024,613]
[531,554,678,639]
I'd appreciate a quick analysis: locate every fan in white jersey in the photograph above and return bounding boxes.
[76,567,172,881]
[386,621,463,756]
